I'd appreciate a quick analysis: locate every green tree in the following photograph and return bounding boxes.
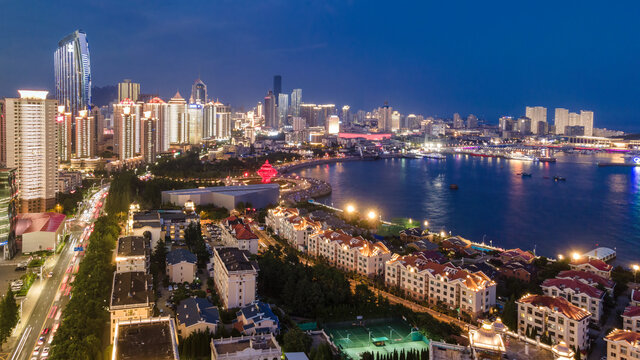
[0,288,19,349]
[309,343,333,360]
[282,327,312,353]
[501,296,518,331]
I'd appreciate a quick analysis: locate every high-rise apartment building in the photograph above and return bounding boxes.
[554,108,594,136]
[0,100,5,166]
[264,91,277,129]
[525,106,547,135]
[117,79,140,102]
[167,92,187,144]
[341,105,351,128]
[190,78,207,103]
[466,114,478,129]
[326,115,340,134]
[91,106,105,152]
[203,101,231,140]
[290,89,302,117]
[113,99,141,160]
[378,102,392,131]
[56,106,73,162]
[186,101,204,144]
[54,30,91,117]
[144,98,169,152]
[391,111,401,131]
[554,108,569,135]
[75,109,95,158]
[0,168,17,259]
[277,93,289,127]
[5,91,59,213]
[579,110,594,137]
[141,112,158,163]
[453,113,464,129]
[273,75,282,105]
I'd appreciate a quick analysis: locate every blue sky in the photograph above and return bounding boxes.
[1,0,639,130]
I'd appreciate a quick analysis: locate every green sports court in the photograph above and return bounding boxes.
[323,318,430,359]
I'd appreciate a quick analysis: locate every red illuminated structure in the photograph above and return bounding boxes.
[257,160,278,183]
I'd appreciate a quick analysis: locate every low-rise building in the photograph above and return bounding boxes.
[212,247,258,309]
[307,229,391,277]
[570,257,613,279]
[265,207,299,233]
[109,271,154,342]
[441,236,478,257]
[500,248,535,264]
[15,212,66,253]
[112,317,179,360]
[623,306,640,332]
[220,216,259,254]
[116,236,150,273]
[541,278,604,323]
[385,253,496,316]
[176,297,220,337]
[605,329,640,360]
[557,270,615,296]
[166,249,197,284]
[279,215,321,251]
[131,221,162,250]
[517,294,590,351]
[210,334,282,360]
[632,289,640,307]
[499,261,536,282]
[234,301,280,335]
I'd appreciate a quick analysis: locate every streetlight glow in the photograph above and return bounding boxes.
[572,252,581,261]
[440,231,446,238]
[424,220,429,227]
[558,254,564,260]
[633,264,639,271]
[346,204,355,213]
[367,210,377,220]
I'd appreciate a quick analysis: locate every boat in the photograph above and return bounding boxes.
[521,173,532,177]
[539,157,557,163]
[553,176,566,182]
[449,184,459,190]
[508,152,537,162]
[424,153,446,160]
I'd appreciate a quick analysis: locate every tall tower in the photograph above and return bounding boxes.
[378,102,392,132]
[554,108,569,135]
[273,75,282,105]
[167,92,187,144]
[54,30,91,117]
[186,101,204,144]
[190,78,207,103]
[141,112,158,163]
[5,91,59,213]
[264,91,277,129]
[204,101,231,139]
[525,106,547,135]
[290,89,302,117]
[277,93,289,127]
[341,105,351,128]
[118,79,140,102]
[75,109,95,158]
[113,99,141,160]
[580,110,594,137]
[144,98,169,152]
[56,106,73,162]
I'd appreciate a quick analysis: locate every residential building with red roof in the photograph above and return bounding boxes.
[623,306,640,332]
[307,229,391,277]
[265,207,299,232]
[385,253,496,316]
[557,270,615,296]
[605,329,640,360]
[220,216,259,254]
[499,261,536,282]
[541,278,604,322]
[500,248,535,264]
[517,294,590,351]
[16,212,66,253]
[570,257,613,279]
[631,289,640,307]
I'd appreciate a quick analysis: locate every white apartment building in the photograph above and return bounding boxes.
[210,334,282,360]
[109,271,154,342]
[525,106,547,135]
[113,98,141,160]
[517,294,590,351]
[569,258,612,279]
[220,216,259,254]
[5,90,59,213]
[306,229,391,277]
[385,253,496,316]
[622,307,640,332]
[266,207,321,250]
[605,329,640,360]
[541,278,604,323]
[75,109,94,158]
[115,236,150,273]
[212,247,258,309]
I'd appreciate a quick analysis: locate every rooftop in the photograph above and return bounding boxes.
[113,317,179,360]
[518,294,591,321]
[541,278,604,299]
[166,248,197,265]
[176,297,220,328]
[605,329,640,346]
[582,247,616,260]
[212,335,280,356]
[557,270,615,289]
[570,257,613,272]
[216,247,258,272]
[117,236,150,257]
[314,229,390,257]
[623,306,640,318]
[501,248,535,262]
[111,271,153,308]
[16,212,66,235]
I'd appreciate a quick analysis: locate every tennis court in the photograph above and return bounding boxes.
[324,318,430,359]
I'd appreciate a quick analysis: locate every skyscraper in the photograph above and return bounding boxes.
[378,102,392,131]
[554,108,569,135]
[167,92,187,144]
[326,115,340,134]
[264,91,277,129]
[141,111,158,163]
[277,93,289,127]
[190,78,207,103]
[453,113,464,129]
[290,89,302,117]
[144,98,169,151]
[0,100,5,166]
[204,101,231,139]
[0,168,17,259]
[186,101,204,144]
[113,99,141,160]
[118,79,140,102]
[580,110,594,137]
[75,109,95,158]
[54,30,91,117]
[466,114,478,129]
[525,106,547,135]
[5,91,59,213]
[273,75,282,105]
[341,105,351,128]
[56,106,72,162]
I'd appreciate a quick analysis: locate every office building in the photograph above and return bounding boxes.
[91,106,105,151]
[264,91,277,129]
[277,93,289,126]
[144,97,169,152]
[273,75,282,105]
[75,109,95,158]
[191,78,207,103]
[0,168,17,259]
[186,101,204,144]
[141,111,158,163]
[290,89,302,116]
[525,106,547,135]
[204,101,231,140]
[516,117,532,135]
[54,30,91,118]
[56,106,73,162]
[211,247,258,309]
[326,115,340,134]
[113,99,141,160]
[117,79,140,102]
[5,91,59,213]
[391,111,401,131]
[378,102,392,131]
[168,92,187,144]
[605,329,640,360]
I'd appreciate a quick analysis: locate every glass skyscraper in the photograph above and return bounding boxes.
[54,30,92,116]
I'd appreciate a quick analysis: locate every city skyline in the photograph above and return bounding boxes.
[1,1,640,131]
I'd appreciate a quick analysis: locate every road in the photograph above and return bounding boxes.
[11,186,108,360]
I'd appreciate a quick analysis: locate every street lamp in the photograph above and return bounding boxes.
[572,252,581,261]
[440,231,446,238]
[633,264,639,283]
[346,204,355,214]
[558,254,564,260]
[424,220,429,227]
[367,210,377,220]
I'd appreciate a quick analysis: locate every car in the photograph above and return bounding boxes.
[33,346,40,356]
[168,285,173,291]
[41,327,50,335]
[41,347,50,356]
[37,336,45,345]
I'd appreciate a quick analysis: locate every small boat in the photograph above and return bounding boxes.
[521,173,532,177]
[539,157,557,163]
[424,153,446,160]
[553,176,566,182]
[449,184,459,190]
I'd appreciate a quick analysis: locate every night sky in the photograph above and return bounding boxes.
[1,0,639,130]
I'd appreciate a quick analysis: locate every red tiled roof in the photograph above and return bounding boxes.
[623,306,640,318]
[316,229,389,257]
[633,289,640,303]
[605,329,640,345]
[232,223,257,240]
[502,248,535,262]
[541,278,604,299]
[16,212,66,235]
[571,258,613,272]
[557,270,615,289]
[518,294,591,321]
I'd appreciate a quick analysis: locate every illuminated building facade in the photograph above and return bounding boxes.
[290,88,302,117]
[54,30,91,118]
[144,98,169,152]
[113,99,140,160]
[326,115,340,134]
[203,101,231,140]
[186,101,203,144]
[264,91,277,129]
[75,109,95,158]
[168,92,187,144]
[190,78,207,103]
[5,91,59,213]
[118,79,140,102]
[0,168,17,259]
[141,112,158,163]
[56,106,72,162]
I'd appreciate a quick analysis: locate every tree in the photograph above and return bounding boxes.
[0,288,19,349]
[282,327,312,353]
[501,296,518,331]
[309,343,333,360]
